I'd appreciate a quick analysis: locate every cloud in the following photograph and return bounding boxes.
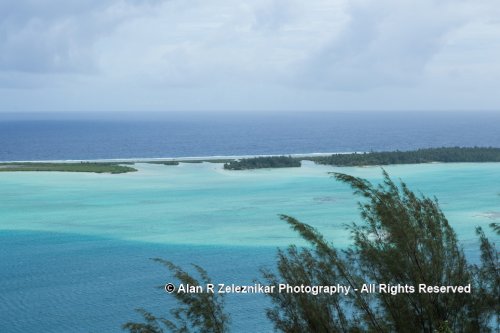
[0,0,499,110]
[293,0,464,90]
[0,0,165,74]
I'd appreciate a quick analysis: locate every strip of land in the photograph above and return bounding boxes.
[223,147,500,170]
[223,156,301,170]
[2,147,500,173]
[306,147,500,166]
[0,162,137,174]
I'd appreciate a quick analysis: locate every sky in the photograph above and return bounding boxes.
[1,0,500,112]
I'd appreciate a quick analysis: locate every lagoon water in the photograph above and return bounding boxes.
[1,161,499,332]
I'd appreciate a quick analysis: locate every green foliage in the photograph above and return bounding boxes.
[490,223,500,235]
[261,240,353,333]
[307,147,500,166]
[123,259,229,333]
[0,162,137,173]
[435,321,453,333]
[223,156,301,170]
[474,227,500,323]
[264,171,499,332]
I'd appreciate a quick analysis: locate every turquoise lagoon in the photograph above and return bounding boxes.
[0,162,499,332]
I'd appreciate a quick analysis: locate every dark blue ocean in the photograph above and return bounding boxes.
[1,111,500,161]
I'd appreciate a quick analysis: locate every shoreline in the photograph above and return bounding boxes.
[0,151,361,164]
[3,147,500,173]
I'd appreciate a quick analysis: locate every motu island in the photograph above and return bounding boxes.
[3,147,500,173]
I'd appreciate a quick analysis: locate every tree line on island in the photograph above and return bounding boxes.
[2,147,500,173]
[0,162,137,174]
[309,147,500,167]
[223,155,301,170]
[224,147,500,170]
[123,171,499,333]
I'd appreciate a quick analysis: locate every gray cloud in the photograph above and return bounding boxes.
[294,0,467,90]
[0,0,166,74]
[0,0,499,111]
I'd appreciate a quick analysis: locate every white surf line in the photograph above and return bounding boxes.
[0,152,367,164]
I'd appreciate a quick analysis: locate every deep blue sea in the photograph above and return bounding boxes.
[1,111,500,161]
[1,111,499,333]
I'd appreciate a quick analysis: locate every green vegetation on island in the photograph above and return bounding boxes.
[307,147,500,166]
[2,147,499,173]
[218,147,500,170]
[124,171,499,333]
[0,162,137,174]
[223,156,301,170]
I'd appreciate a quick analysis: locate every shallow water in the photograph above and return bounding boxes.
[0,162,499,332]
[1,162,498,246]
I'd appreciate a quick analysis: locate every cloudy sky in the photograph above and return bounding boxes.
[1,0,499,112]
